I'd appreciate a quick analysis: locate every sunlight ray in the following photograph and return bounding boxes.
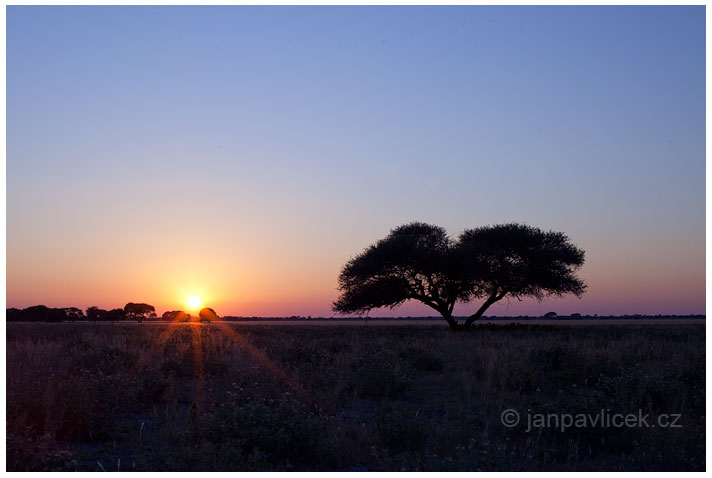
[211,322,320,411]
[133,320,182,371]
[190,322,207,416]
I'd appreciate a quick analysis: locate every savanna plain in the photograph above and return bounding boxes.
[6,322,705,471]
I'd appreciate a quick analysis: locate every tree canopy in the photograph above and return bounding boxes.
[86,306,107,322]
[124,303,155,323]
[105,308,127,322]
[333,222,586,329]
[162,310,191,322]
[199,308,220,322]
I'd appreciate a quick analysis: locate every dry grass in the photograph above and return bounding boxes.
[6,322,705,471]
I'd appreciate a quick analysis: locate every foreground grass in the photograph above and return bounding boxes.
[6,322,705,471]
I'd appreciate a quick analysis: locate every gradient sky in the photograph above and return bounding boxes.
[7,6,705,317]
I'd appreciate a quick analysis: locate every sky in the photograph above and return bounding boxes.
[6,5,706,317]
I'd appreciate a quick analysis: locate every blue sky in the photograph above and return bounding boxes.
[6,6,706,316]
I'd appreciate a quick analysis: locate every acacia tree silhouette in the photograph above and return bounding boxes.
[333,222,586,330]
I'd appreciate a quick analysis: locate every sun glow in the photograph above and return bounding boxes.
[187,295,201,310]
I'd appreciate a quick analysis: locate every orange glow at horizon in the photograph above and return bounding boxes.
[5,216,706,317]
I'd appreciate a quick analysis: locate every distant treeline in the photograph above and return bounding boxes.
[4,306,703,323]
[6,304,220,323]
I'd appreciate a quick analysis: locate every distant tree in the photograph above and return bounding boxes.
[23,305,50,322]
[199,308,219,322]
[64,307,85,322]
[334,222,586,330]
[47,308,67,322]
[162,310,191,322]
[544,311,557,318]
[124,303,155,323]
[6,308,23,322]
[162,310,178,321]
[105,308,126,322]
[86,306,107,322]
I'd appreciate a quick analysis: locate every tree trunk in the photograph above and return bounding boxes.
[463,292,503,328]
[441,311,460,330]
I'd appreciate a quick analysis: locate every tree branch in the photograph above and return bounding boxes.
[463,289,508,327]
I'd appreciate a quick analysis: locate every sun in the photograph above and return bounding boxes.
[187,295,201,310]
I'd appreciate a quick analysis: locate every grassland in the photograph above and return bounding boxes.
[6,322,705,471]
